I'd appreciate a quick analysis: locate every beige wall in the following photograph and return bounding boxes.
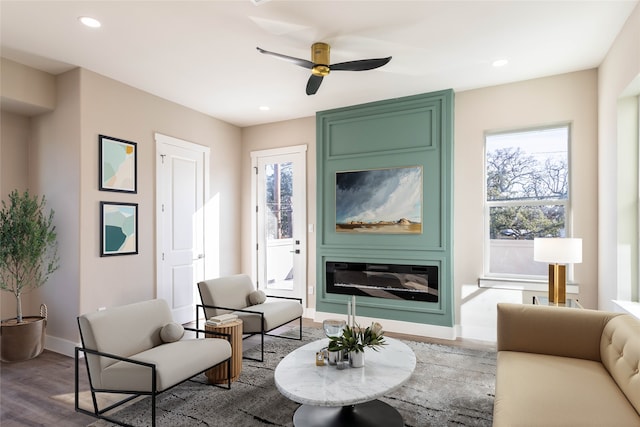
[455,70,599,338]
[240,117,317,308]
[1,57,55,116]
[4,66,243,349]
[0,111,30,197]
[598,2,640,309]
[77,69,242,322]
[1,1,637,345]
[0,111,31,318]
[241,71,599,336]
[29,69,82,343]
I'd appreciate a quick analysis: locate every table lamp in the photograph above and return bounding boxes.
[533,238,582,303]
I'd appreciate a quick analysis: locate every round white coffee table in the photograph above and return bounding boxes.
[274,337,416,427]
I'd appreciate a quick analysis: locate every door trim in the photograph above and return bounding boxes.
[250,145,307,305]
[155,133,210,311]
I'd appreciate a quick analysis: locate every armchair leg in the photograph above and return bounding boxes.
[151,393,156,427]
[241,333,266,362]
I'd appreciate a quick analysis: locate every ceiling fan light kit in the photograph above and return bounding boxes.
[311,42,331,76]
[257,42,391,95]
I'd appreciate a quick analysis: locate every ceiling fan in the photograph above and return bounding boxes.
[257,42,392,95]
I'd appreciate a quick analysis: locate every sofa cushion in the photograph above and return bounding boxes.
[494,351,640,427]
[600,314,640,416]
[100,338,231,392]
[248,290,267,305]
[233,299,303,333]
[160,322,184,343]
[198,274,255,318]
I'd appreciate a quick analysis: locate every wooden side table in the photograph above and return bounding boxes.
[205,319,243,384]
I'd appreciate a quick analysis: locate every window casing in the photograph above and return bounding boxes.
[484,124,571,280]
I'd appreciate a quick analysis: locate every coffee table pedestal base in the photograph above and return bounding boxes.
[293,399,403,427]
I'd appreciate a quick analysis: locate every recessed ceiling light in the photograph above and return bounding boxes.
[492,59,508,67]
[79,16,101,28]
[259,106,270,111]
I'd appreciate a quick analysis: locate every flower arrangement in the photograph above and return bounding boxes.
[327,321,386,354]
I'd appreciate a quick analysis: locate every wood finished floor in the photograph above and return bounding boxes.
[0,318,494,427]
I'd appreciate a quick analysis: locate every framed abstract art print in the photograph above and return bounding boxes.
[99,134,137,193]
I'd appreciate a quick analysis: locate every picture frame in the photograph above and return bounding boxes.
[335,166,423,234]
[99,134,137,193]
[100,202,138,256]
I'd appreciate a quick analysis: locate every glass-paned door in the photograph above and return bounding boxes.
[252,146,307,303]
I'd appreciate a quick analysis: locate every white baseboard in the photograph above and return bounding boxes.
[456,324,497,343]
[45,334,79,358]
[312,310,456,340]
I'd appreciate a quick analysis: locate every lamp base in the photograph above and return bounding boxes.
[548,264,566,304]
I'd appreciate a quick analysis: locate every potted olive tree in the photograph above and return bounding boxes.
[0,190,59,362]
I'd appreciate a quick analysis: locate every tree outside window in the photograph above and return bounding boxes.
[485,125,570,277]
[265,161,293,240]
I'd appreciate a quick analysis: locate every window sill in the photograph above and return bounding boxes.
[612,300,640,319]
[478,277,579,293]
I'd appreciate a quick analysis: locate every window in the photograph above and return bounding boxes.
[484,125,570,279]
[265,161,293,240]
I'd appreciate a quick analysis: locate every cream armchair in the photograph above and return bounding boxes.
[197,274,303,362]
[75,299,232,427]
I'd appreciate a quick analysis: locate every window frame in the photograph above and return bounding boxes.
[482,123,573,281]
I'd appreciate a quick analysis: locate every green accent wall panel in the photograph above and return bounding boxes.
[316,89,454,327]
[326,107,438,157]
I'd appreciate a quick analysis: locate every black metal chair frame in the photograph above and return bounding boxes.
[75,324,232,427]
[196,294,303,362]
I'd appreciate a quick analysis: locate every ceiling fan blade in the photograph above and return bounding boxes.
[330,56,392,72]
[256,47,314,69]
[306,75,323,95]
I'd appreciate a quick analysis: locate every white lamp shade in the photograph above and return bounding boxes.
[533,238,582,264]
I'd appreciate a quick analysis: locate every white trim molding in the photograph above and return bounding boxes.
[612,300,640,319]
[45,334,79,358]
[313,311,457,341]
[478,277,579,294]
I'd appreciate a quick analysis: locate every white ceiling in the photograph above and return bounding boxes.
[1,1,637,127]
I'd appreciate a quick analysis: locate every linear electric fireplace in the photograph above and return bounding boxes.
[326,261,439,302]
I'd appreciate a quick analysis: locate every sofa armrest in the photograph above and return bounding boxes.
[196,303,265,334]
[183,325,231,342]
[197,302,259,314]
[497,303,621,361]
[266,294,303,304]
[75,346,157,392]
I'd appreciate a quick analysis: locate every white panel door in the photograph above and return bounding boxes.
[156,134,209,323]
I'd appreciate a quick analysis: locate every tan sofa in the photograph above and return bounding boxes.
[493,303,640,427]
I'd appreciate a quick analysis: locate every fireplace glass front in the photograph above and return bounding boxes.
[325,262,438,302]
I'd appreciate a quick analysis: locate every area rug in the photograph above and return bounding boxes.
[87,327,496,427]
